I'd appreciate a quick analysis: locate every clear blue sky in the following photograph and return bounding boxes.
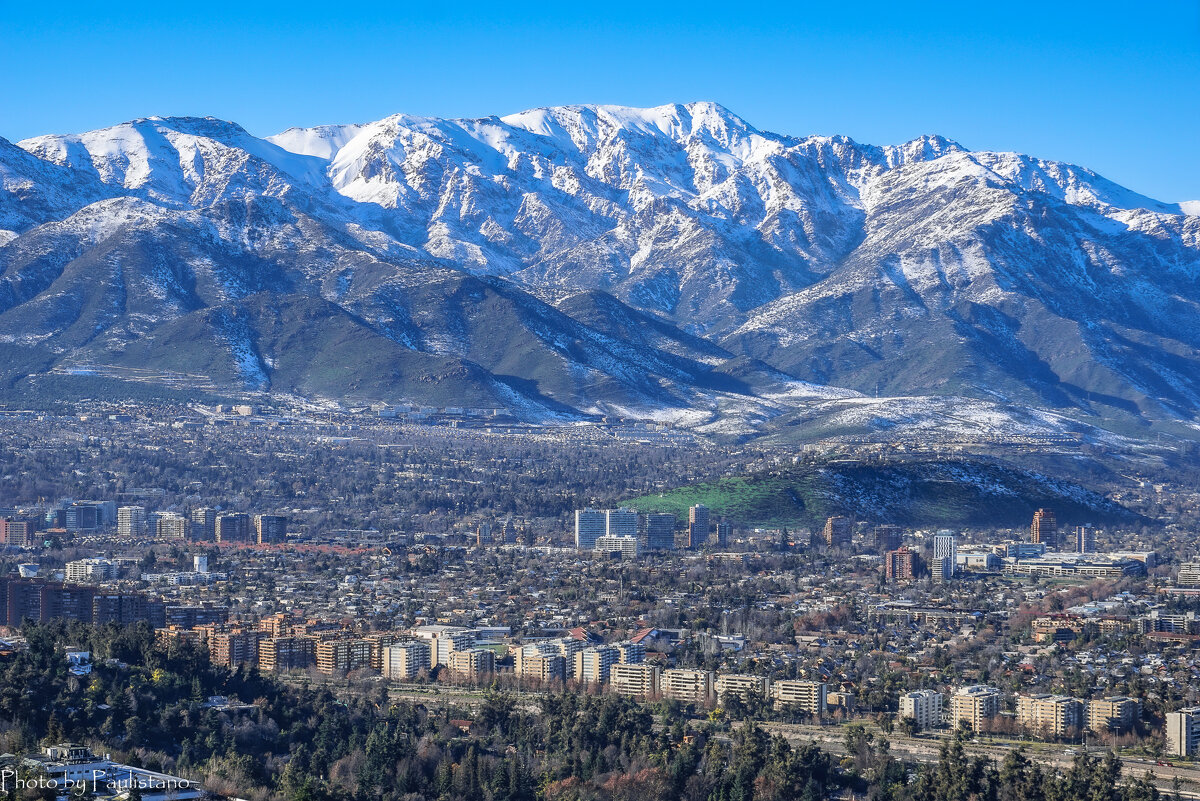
[2,1,1197,201]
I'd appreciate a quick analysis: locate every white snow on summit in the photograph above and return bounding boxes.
[19,117,329,206]
[267,123,365,161]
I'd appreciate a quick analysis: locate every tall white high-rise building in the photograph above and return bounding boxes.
[156,512,188,540]
[605,508,638,538]
[932,531,957,581]
[595,535,639,559]
[1178,562,1200,587]
[117,506,147,538]
[1075,525,1096,554]
[688,505,711,548]
[899,690,944,730]
[574,509,605,550]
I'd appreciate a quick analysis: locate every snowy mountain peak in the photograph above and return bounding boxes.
[17,115,330,207]
[499,101,755,143]
[266,123,366,160]
[887,133,966,165]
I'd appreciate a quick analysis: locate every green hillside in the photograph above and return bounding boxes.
[625,457,1142,530]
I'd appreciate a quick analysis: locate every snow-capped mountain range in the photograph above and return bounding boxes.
[1,102,1197,439]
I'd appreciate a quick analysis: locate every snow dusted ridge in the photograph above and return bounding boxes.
[19,117,330,208]
[0,103,1198,437]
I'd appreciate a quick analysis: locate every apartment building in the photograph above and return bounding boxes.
[551,637,588,678]
[610,663,660,698]
[197,625,260,668]
[884,547,917,581]
[257,612,298,638]
[660,669,715,705]
[65,558,119,582]
[616,641,645,664]
[1086,696,1140,734]
[821,516,852,548]
[315,637,373,675]
[1030,508,1057,549]
[412,625,475,667]
[155,512,189,540]
[362,632,405,671]
[0,518,33,547]
[259,636,317,672]
[574,646,619,685]
[448,648,496,679]
[514,648,566,684]
[255,514,287,544]
[574,509,605,550]
[715,674,769,703]
[382,640,432,680]
[594,535,639,559]
[1166,707,1200,757]
[1017,694,1083,737]
[214,512,252,544]
[898,690,944,731]
[116,506,147,538]
[950,685,1002,732]
[770,680,827,715]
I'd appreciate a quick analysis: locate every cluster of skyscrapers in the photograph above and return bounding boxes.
[186,508,287,544]
[573,505,730,556]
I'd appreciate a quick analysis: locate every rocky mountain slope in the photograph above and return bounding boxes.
[1,104,1197,438]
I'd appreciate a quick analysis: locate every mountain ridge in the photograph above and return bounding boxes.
[1,102,1197,441]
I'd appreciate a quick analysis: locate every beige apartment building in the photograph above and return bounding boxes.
[315,637,373,675]
[949,685,1001,731]
[448,648,496,679]
[770,680,827,715]
[259,635,316,672]
[660,669,714,705]
[514,644,567,683]
[1086,696,1140,734]
[610,663,660,697]
[574,646,620,685]
[382,640,432,680]
[715,674,769,703]
[1017,694,1083,737]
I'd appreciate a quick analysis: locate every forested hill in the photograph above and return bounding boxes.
[626,457,1142,530]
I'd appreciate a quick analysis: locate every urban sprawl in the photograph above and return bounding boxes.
[2,402,1200,800]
